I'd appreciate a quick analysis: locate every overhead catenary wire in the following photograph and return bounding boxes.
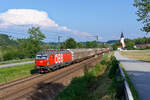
[0,30,100,43]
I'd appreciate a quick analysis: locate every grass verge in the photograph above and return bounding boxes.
[119,50,150,62]
[0,63,35,84]
[121,67,140,100]
[56,53,123,100]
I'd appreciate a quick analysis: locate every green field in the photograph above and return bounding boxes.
[0,63,35,84]
[120,50,150,62]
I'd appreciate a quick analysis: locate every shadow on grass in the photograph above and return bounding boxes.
[27,82,65,100]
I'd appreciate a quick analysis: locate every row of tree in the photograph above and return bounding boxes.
[134,37,150,44]
[60,38,108,49]
[0,27,108,61]
[113,37,150,50]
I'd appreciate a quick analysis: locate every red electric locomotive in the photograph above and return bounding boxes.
[35,48,110,73]
[35,49,72,73]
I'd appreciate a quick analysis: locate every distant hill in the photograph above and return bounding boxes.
[106,40,118,44]
[0,34,18,46]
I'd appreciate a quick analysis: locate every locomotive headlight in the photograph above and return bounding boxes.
[40,61,43,63]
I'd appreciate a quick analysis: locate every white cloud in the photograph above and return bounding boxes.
[0,9,95,41]
[0,9,59,28]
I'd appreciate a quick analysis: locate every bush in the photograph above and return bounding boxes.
[2,46,22,61]
[0,51,3,61]
[3,50,16,61]
[56,75,91,100]
[112,44,117,50]
[16,50,26,59]
[108,75,124,99]
[107,56,125,99]
[56,57,107,100]
[108,56,119,79]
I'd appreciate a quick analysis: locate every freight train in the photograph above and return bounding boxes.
[35,48,110,73]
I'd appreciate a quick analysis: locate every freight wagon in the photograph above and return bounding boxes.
[35,48,109,73]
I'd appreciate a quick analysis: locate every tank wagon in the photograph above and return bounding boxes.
[35,48,109,73]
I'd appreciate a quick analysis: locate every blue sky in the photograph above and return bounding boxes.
[0,0,149,42]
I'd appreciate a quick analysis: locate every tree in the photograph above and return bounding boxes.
[20,26,46,58]
[0,27,46,60]
[17,39,40,58]
[125,38,135,50]
[77,42,84,48]
[112,44,118,50]
[85,41,98,48]
[85,41,91,48]
[133,37,150,44]
[134,0,150,33]
[2,46,18,60]
[28,27,45,41]
[63,38,77,49]
[60,42,66,49]
[28,26,45,56]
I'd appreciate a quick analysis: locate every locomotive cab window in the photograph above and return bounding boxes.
[36,55,48,60]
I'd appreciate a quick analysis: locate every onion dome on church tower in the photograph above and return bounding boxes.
[120,32,124,38]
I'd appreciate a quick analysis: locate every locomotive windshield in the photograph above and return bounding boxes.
[36,55,48,60]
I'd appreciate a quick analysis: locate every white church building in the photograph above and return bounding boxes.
[117,32,126,51]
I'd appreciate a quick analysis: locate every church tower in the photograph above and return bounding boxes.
[120,32,125,48]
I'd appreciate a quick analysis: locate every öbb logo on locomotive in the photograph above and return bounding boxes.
[55,54,63,64]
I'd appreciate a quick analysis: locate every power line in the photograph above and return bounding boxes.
[0,30,96,42]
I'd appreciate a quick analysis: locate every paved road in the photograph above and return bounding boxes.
[114,51,150,100]
[0,61,34,68]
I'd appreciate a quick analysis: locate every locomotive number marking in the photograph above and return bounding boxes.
[55,54,63,64]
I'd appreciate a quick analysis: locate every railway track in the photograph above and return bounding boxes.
[0,74,42,90]
[0,54,103,100]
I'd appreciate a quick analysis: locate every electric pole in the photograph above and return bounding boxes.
[86,34,100,48]
[96,35,98,41]
[58,36,62,49]
[87,35,99,41]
